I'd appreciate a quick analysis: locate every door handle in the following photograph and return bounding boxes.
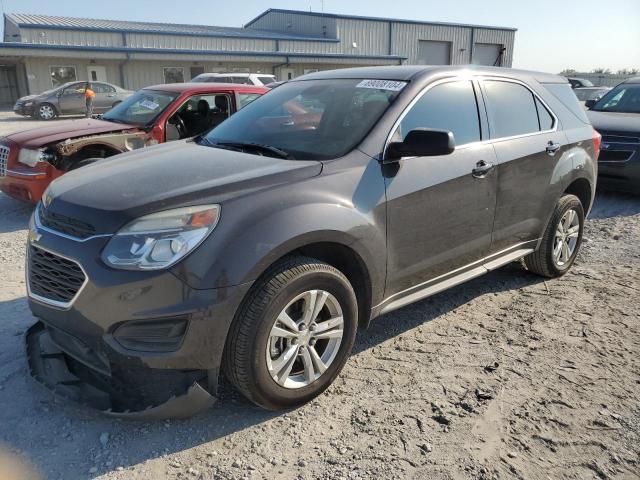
[546,141,561,155]
[472,160,495,178]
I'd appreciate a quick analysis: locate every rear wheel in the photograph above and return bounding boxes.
[37,103,57,120]
[223,256,358,410]
[524,194,584,278]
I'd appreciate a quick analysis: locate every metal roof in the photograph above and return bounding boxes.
[0,42,407,61]
[244,8,517,32]
[4,12,337,42]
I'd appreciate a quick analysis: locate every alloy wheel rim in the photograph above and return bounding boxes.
[40,105,54,119]
[553,208,580,266]
[266,289,344,389]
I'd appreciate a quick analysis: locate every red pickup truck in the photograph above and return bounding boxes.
[0,83,267,203]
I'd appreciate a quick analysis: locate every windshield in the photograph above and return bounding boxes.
[191,75,211,83]
[575,88,608,101]
[102,89,178,126]
[203,79,403,160]
[592,84,640,113]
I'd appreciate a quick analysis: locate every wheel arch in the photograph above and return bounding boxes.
[244,236,375,329]
[563,177,592,214]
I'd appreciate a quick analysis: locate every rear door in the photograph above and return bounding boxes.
[384,79,498,297]
[480,78,566,255]
[92,83,117,111]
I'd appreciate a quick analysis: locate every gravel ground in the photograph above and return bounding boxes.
[0,112,639,479]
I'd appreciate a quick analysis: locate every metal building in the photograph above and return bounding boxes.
[0,8,516,104]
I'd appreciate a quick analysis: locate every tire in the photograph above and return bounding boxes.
[36,103,57,120]
[223,256,358,410]
[524,194,584,278]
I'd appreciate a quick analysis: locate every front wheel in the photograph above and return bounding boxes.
[524,194,584,278]
[223,257,358,410]
[37,103,57,120]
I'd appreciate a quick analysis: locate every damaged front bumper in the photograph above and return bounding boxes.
[26,322,216,419]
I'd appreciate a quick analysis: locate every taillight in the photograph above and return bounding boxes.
[592,128,602,160]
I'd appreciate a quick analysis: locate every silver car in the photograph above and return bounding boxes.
[13,81,132,120]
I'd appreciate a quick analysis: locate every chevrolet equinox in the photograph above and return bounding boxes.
[25,66,600,417]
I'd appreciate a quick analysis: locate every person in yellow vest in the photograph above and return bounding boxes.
[82,82,96,118]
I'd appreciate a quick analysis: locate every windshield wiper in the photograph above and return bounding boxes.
[216,141,292,159]
[102,117,129,125]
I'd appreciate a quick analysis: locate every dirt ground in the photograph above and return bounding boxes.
[0,111,639,480]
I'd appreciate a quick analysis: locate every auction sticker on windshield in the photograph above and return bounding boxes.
[139,99,160,110]
[356,80,407,91]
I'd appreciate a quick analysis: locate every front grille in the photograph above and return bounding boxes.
[28,245,86,305]
[599,150,634,162]
[39,206,96,239]
[0,144,9,177]
[601,135,640,144]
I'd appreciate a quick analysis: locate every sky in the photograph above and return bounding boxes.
[0,0,638,73]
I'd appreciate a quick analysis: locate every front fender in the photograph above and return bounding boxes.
[171,153,387,305]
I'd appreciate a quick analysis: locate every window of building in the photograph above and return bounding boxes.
[50,66,77,88]
[483,80,541,138]
[163,67,185,84]
[392,80,481,147]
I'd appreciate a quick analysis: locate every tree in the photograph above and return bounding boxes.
[560,69,577,76]
[617,68,639,75]
[591,68,612,74]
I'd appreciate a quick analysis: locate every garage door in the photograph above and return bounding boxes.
[475,43,502,66]
[417,40,451,65]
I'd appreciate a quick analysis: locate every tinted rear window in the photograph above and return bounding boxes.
[544,83,590,124]
[484,80,540,138]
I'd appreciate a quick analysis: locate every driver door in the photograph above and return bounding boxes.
[384,79,498,297]
[57,83,86,114]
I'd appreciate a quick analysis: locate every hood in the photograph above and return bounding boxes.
[46,140,322,233]
[587,110,640,134]
[5,118,137,148]
[17,94,38,102]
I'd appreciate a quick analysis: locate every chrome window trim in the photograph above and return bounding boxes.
[478,75,559,141]
[26,242,89,310]
[382,75,560,160]
[35,204,112,243]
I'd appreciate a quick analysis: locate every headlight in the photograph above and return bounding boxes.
[101,205,220,270]
[24,101,34,106]
[18,148,48,167]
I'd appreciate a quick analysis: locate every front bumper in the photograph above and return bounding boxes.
[14,105,35,116]
[26,220,252,417]
[0,167,53,203]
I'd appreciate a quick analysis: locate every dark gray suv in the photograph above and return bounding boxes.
[25,66,600,416]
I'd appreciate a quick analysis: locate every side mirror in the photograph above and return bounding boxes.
[584,99,596,110]
[385,128,455,162]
